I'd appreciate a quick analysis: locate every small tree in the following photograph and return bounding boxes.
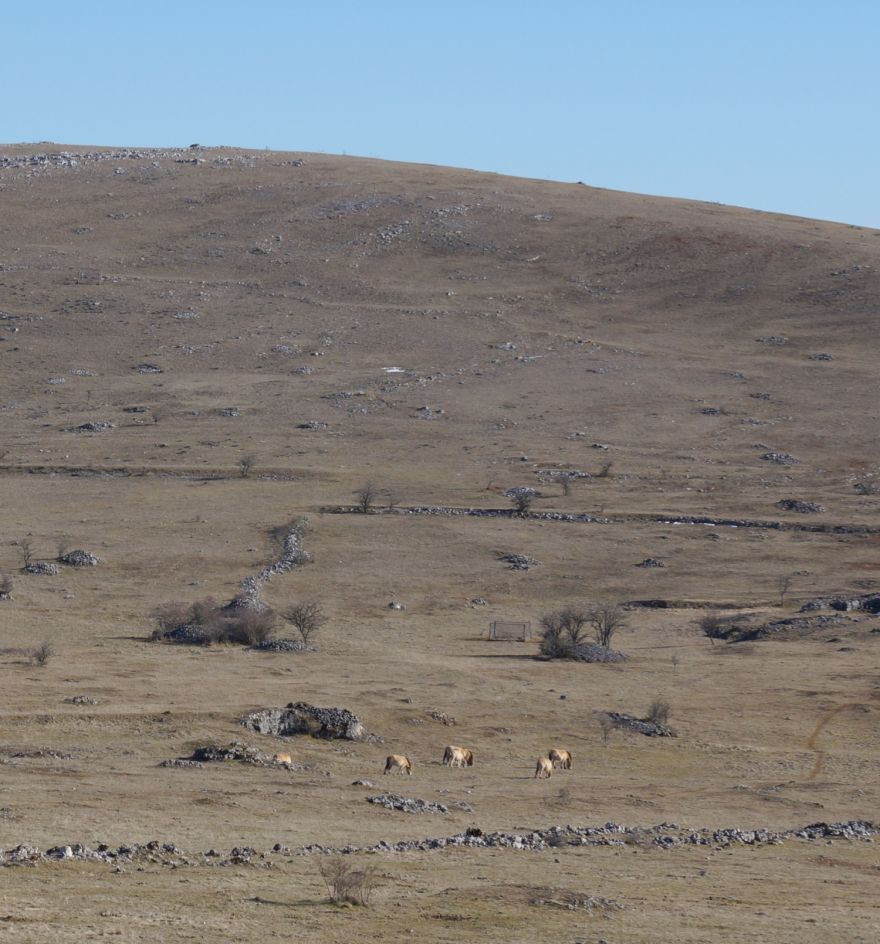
[238,454,257,479]
[778,574,794,607]
[560,473,573,497]
[284,600,326,645]
[355,482,377,513]
[31,641,54,666]
[597,712,614,745]
[15,539,33,570]
[507,487,537,516]
[590,603,627,647]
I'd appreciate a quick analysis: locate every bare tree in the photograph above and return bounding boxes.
[31,641,54,666]
[597,712,614,745]
[355,482,378,514]
[384,488,399,511]
[507,487,537,516]
[539,606,591,657]
[590,603,627,647]
[284,601,326,645]
[560,473,573,497]
[15,539,33,570]
[778,574,794,607]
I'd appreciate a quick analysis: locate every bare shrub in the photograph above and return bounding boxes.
[507,487,536,516]
[597,712,614,745]
[355,482,377,514]
[560,474,573,497]
[151,597,277,646]
[698,610,726,645]
[778,574,794,606]
[539,607,591,658]
[0,574,12,599]
[15,539,33,569]
[283,601,326,645]
[238,454,257,479]
[590,603,627,647]
[318,857,378,906]
[647,698,671,726]
[56,537,71,560]
[595,461,613,479]
[31,641,54,666]
[226,607,277,645]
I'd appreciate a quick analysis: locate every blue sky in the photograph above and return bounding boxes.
[5,1,878,227]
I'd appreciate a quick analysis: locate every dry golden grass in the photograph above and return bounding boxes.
[0,143,878,940]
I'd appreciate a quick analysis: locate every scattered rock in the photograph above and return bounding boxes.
[606,712,675,737]
[636,558,665,568]
[809,353,833,361]
[219,407,240,417]
[777,499,823,514]
[499,553,539,571]
[297,420,327,430]
[760,452,799,465]
[64,695,98,705]
[430,711,456,726]
[756,335,787,345]
[367,794,449,814]
[67,421,114,433]
[135,363,163,374]
[250,638,316,653]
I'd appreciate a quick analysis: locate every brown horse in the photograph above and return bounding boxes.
[534,757,553,779]
[442,745,474,768]
[384,754,412,775]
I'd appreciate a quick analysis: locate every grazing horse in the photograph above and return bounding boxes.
[534,756,553,779]
[549,748,572,770]
[273,752,293,766]
[442,745,475,768]
[384,754,412,775]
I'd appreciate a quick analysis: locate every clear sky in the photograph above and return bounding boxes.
[5,0,878,227]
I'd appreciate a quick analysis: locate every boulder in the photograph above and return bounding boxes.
[241,702,367,741]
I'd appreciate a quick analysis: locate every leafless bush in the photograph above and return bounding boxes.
[778,574,794,606]
[647,698,671,726]
[355,482,378,514]
[508,486,536,516]
[318,857,378,906]
[595,461,613,478]
[539,607,591,657]
[15,539,33,569]
[0,575,12,599]
[238,454,257,479]
[590,603,627,647]
[31,641,54,666]
[151,597,277,646]
[597,712,614,745]
[56,537,71,560]
[698,610,727,645]
[283,601,326,645]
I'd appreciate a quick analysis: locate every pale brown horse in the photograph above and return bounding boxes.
[549,748,572,770]
[442,745,474,768]
[384,754,412,775]
[534,757,553,779]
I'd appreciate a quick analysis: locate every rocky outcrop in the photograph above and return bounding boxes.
[366,794,449,814]
[606,712,675,737]
[241,702,367,741]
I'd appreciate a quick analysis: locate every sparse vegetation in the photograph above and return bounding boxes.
[597,712,614,745]
[0,575,12,600]
[56,537,70,560]
[596,461,613,478]
[31,641,54,666]
[355,481,378,514]
[318,857,378,906]
[647,698,671,726]
[590,603,627,647]
[283,600,326,645]
[151,598,278,646]
[699,610,726,645]
[778,573,794,606]
[15,539,33,569]
[238,454,257,478]
[508,487,537,516]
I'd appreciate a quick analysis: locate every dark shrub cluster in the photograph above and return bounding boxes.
[151,597,277,646]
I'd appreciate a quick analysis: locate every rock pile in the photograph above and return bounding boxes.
[801,592,880,615]
[59,549,99,567]
[241,702,367,741]
[500,553,539,571]
[24,562,59,576]
[606,712,675,737]
[569,644,626,664]
[777,499,824,514]
[251,638,315,653]
[366,794,449,814]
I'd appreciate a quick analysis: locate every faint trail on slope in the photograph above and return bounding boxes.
[803,702,869,782]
